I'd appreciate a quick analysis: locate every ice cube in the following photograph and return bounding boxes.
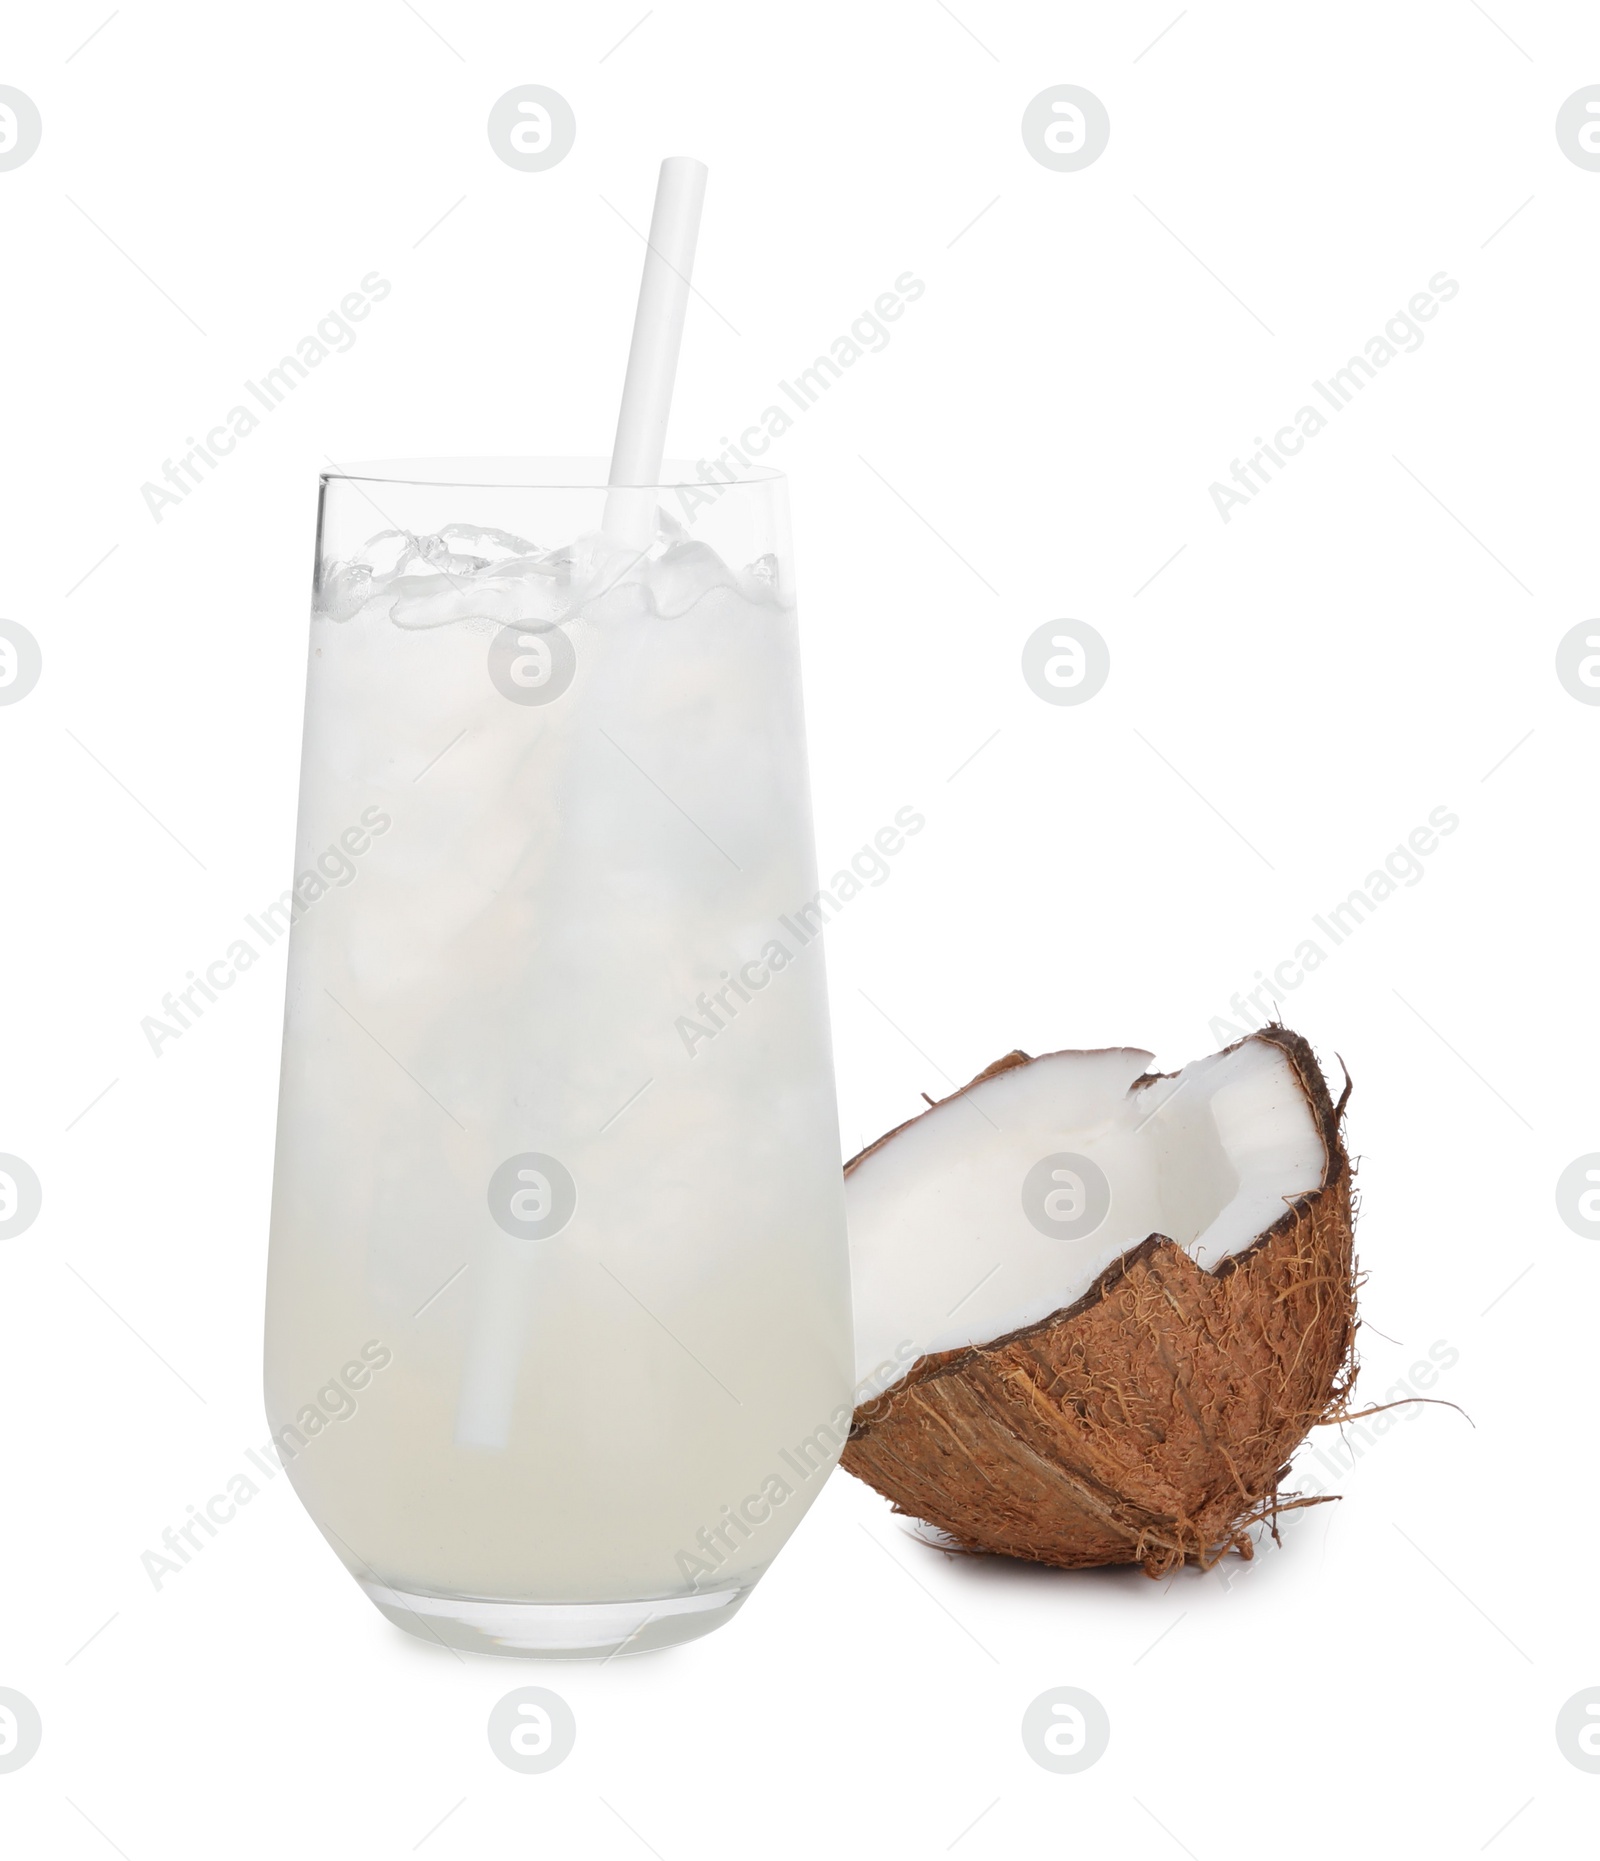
[388,563,573,629]
[316,560,374,622]
[326,520,765,629]
[644,540,738,618]
[345,530,417,579]
[737,552,783,606]
[437,523,541,564]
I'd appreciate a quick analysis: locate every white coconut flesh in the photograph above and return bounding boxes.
[848,1038,1328,1394]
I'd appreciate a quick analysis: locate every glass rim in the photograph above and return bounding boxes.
[320,456,786,492]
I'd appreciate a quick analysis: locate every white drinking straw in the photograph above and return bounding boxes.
[454,159,708,1454]
[602,156,708,546]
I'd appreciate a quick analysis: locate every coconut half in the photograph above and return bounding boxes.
[842,1028,1356,1576]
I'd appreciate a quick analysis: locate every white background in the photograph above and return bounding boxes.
[1,1,1596,1854]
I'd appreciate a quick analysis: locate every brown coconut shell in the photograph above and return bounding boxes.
[841,1027,1358,1577]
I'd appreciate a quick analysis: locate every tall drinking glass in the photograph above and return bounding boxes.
[263,460,853,1657]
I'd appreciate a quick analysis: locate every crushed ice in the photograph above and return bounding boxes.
[316,514,784,628]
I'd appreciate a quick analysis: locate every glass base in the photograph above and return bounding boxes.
[359,1578,753,1659]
